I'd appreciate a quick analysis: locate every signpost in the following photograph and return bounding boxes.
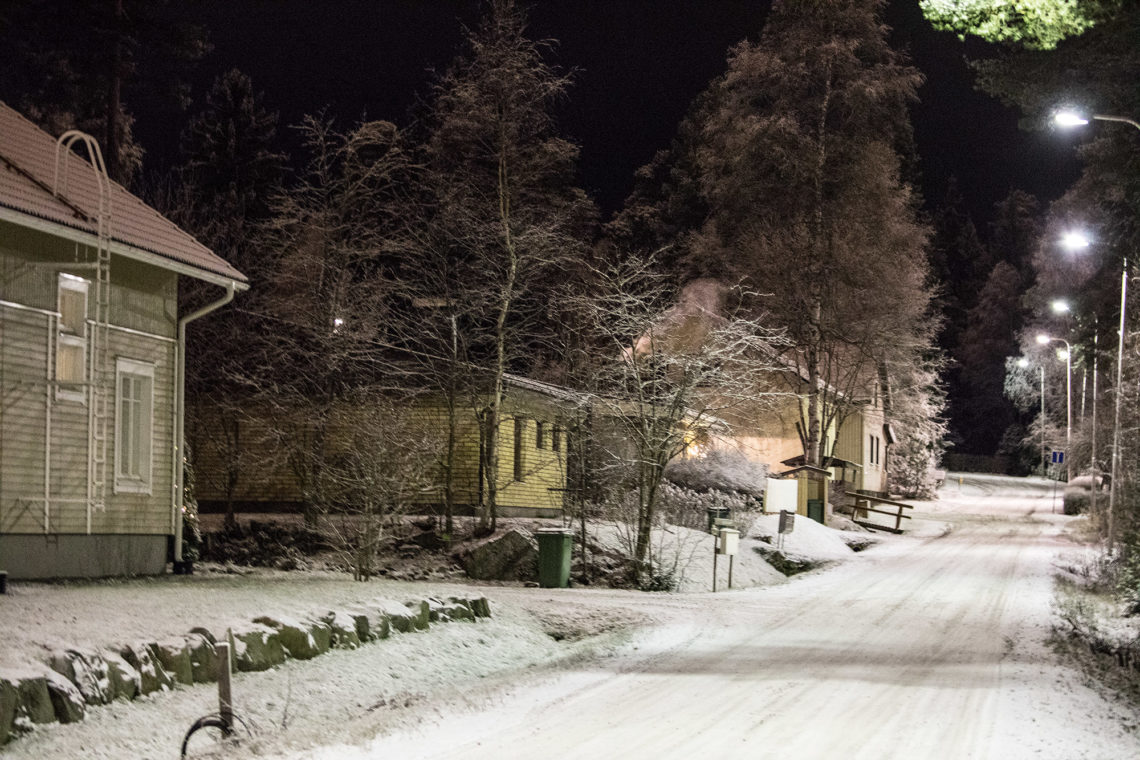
[1051,451,1065,513]
[777,509,795,552]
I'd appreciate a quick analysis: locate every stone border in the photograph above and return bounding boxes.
[0,595,490,746]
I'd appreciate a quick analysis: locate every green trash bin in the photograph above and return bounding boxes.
[536,528,574,588]
[807,499,825,524]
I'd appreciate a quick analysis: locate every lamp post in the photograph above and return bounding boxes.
[1055,111,1140,552]
[1018,358,1047,475]
[1037,334,1072,482]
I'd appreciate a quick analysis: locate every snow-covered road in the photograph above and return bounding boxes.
[302,474,1137,760]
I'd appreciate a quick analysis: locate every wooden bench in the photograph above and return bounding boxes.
[849,492,914,534]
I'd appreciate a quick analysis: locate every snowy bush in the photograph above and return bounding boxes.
[657,482,757,532]
[664,450,768,499]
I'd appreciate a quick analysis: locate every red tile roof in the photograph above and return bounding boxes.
[0,101,247,284]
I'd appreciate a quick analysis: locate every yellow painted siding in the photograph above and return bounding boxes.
[1,235,179,537]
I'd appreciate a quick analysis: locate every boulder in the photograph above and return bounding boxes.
[372,600,416,634]
[103,653,140,701]
[343,609,375,643]
[153,639,194,685]
[404,600,431,631]
[425,598,448,623]
[44,670,85,724]
[186,633,218,683]
[463,529,538,581]
[49,650,112,705]
[470,597,492,618]
[229,625,287,672]
[0,676,17,745]
[253,616,324,660]
[443,597,476,621]
[5,671,55,725]
[120,643,174,695]
[318,611,361,649]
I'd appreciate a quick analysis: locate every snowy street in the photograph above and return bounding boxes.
[299,474,1137,760]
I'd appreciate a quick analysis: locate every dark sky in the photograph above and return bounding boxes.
[136,0,1083,224]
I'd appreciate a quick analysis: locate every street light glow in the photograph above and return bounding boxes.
[1051,299,1071,314]
[1054,110,1089,127]
[1061,230,1091,251]
[1036,333,1051,345]
[1017,357,1029,368]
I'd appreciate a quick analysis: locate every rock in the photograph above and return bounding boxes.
[470,597,492,618]
[49,650,112,706]
[319,611,361,649]
[153,639,194,685]
[229,625,287,672]
[463,529,538,581]
[372,600,416,633]
[186,634,218,683]
[404,600,430,631]
[0,676,17,745]
[189,626,217,645]
[120,643,174,695]
[444,597,476,621]
[253,616,324,660]
[102,653,140,701]
[344,609,374,643]
[44,670,85,724]
[3,671,54,725]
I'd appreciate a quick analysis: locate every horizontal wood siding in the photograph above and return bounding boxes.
[1,239,179,537]
[0,308,49,532]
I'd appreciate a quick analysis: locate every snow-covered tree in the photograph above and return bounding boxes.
[640,0,934,469]
[420,0,595,534]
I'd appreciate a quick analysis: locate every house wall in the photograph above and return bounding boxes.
[193,388,569,519]
[835,402,886,494]
[0,221,177,578]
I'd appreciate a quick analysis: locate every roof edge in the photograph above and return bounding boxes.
[0,204,249,290]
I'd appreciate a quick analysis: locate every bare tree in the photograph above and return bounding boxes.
[247,117,420,525]
[563,254,785,586]
[420,0,594,534]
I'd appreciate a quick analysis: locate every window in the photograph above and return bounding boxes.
[535,421,546,449]
[56,275,88,399]
[552,425,562,452]
[115,358,154,494]
[513,417,526,481]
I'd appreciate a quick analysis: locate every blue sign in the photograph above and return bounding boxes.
[1051,450,1065,465]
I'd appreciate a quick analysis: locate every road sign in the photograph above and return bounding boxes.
[1051,450,1065,465]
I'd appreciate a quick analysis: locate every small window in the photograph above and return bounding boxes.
[513,418,526,481]
[535,421,546,449]
[115,358,154,494]
[55,275,89,400]
[552,425,562,452]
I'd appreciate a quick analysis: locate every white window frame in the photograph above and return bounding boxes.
[55,274,89,402]
[114,357,155,495]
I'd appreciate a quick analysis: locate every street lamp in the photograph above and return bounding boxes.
[1055,112,1140,550]
[1037,334,1072,482]
[1018,357,1047,475]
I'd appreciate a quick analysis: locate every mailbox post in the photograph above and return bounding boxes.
[712,526,740,592]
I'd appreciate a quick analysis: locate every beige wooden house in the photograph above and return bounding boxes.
[0,102,247,578]
[192,374,575,519]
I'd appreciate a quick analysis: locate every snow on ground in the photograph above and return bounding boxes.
[587,520,787,592]
[9,473,1136,759]
[748,511,855,561]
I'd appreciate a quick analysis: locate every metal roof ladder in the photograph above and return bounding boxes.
[54,132,113,527]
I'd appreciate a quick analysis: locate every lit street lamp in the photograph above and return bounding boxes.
[1036,334,1072,482]
[1055,112,1140,551]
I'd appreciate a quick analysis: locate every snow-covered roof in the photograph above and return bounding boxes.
[0,101,247,287]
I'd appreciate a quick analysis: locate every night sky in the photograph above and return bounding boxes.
[135,0,1084,223]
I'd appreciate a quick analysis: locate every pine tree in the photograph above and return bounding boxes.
[647,0,934,468]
